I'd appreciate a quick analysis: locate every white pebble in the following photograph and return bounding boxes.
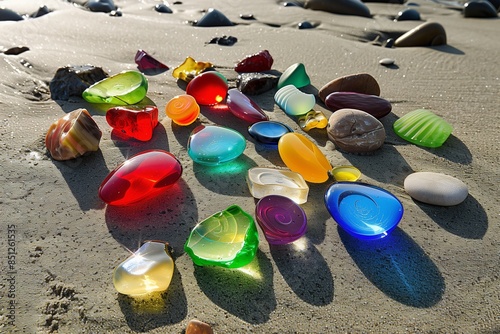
[404,172,468,206]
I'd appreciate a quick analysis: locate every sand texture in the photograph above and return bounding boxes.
[0,0,499,332]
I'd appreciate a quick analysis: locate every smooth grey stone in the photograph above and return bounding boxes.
[404,172,468,206]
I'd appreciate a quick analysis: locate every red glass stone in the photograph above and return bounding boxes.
[134,49,169,72]
[99,150,183,206]
[185,71,228,106]
[106,105,158,141]
[235,50,274,73]
[226,88,269,123]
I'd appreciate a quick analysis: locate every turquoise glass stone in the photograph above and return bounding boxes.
[184,205,259,268]
[82,70,148,105]
[187,125,246,165]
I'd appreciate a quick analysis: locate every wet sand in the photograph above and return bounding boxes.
[0,0,498,332]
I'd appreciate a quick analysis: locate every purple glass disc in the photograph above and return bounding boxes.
[255,195,307,245]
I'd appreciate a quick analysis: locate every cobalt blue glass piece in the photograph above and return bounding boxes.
[248,121,293,146]
[324,182,404,240]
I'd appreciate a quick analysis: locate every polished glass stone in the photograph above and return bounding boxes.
[106,105,158,141]
[184,205,259,268]
[172,56,213,82]
[247,167,309,204]
[226,88,269,124]
[82,70,148,105]
[324,182,404,240]
[393,109,453,148]
[298,110,328,131]
[113,241,174,296]
[186,71,228,106]
[274,85,316,116]
[134,49,169,72]
[277,63,311,89]
[165,94,200,126]
[187,125,246,165]
[278,133,332,183]
[45,108,102,161]
[255,195,307,245]
[331,165,361,182]
[247,121,293,146]
[99,150,183,206]
[235,50,274,73]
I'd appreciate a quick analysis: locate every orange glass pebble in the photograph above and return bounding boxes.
[278,133,332,183]
[172,56,213,82]
[166,95,200,126]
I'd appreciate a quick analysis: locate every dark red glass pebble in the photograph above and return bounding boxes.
[226,88,269,123]
[235,50,274,73]
[106,105,159,141]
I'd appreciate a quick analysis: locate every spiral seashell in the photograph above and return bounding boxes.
[393,109,453,148]
[274,85,316,116]
[165,94,200,126]
[45,108,102,161]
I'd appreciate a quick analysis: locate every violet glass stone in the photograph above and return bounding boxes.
[248,121,293,146]
[135,49,169,72]
[324,182,404,240]
[187,125,246,165]
[256,195,307,245]
[226,88,269,124]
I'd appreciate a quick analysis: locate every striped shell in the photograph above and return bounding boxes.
[45,108,102,161]
[274,85,315,116]
[393,109,453,148]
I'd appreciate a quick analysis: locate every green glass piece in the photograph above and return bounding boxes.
[277,63,311,89]
[393,109,453,148]
[184,205,259,268]
[82,70,148,105]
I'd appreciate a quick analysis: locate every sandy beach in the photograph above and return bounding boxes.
[0,0,499,332]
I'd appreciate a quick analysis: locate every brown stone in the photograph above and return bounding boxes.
[327,108,385,154]
[185,319,214,334]
[325,92,392,119]
[318,73,380,102]
[394,22,447,47]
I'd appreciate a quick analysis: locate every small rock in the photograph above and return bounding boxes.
[395,8,421,21]
[86,0,116,13]
[325,92,392,119]
[394,22,446,47]
[385,38,395,48]
[196,8,233,27]
[238,72,279,95]
[379,58,395,66]
[304,0,371,18]
[186,319,213,334]
[3,46,30,55]
[206,35,238,46]
[49,65,108,101]
[463,0,498,18]
[240,13,255,20]
[0,8,24,21]
[404,172,468,206]
[318,73,381,102]
[298,21,314,29]
[327,108,386,154]
[155,4,173,13]
[31,5,51,18]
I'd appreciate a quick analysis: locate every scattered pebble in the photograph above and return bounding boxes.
[155,4,173,13]
[240,13,255,20]
[2,46,30,55]
[395,22,447,47]
[298,21,314,29]
[404,172,469,206]
[379,58,395,66]
[463,0,498,18]
[206,35,238,46]
[395,8,421,21]
[319,73,381,102]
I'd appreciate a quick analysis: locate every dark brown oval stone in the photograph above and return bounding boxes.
[318,73,380,102]
[304,0,371,18]
[327,108,385,154]
[394,22,447,47]
[325,92,392,119]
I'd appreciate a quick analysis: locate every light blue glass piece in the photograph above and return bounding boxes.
[324,182,404,240]
[188,125,246,166]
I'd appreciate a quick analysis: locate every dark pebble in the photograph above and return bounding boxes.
[463,0,498,17]
[238,72,279,95]
[109,10,122,17]
[3,46,30,55]
[155,4,173,13]
[0,8,24,21]
[395,8,421,21]
[298,21,314,29]
[305,0,371,18]
[206,35,238,46]
[385,38,395,48]
[49,65,108,101]
[196,8,233,27]
[31,5,51,18]
[86,0,116,13]
[240,13,255,20]
[486,0,500,10]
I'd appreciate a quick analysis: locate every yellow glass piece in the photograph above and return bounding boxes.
[331,166,361,182]
[278,133,332,183]
[113,241,174,296]
[298,110,328,131]
[172,56,213,82]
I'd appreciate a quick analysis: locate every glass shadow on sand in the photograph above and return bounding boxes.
[339,227,445,308]
[117,265,187,332]
[414,194,488,239]
[270,237,334,306]
[193,250,276,324]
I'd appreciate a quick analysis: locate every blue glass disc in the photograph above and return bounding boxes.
[324,182,404,240]
[248,121,293,145]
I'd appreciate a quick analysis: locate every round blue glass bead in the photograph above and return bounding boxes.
[248,121,293,145]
